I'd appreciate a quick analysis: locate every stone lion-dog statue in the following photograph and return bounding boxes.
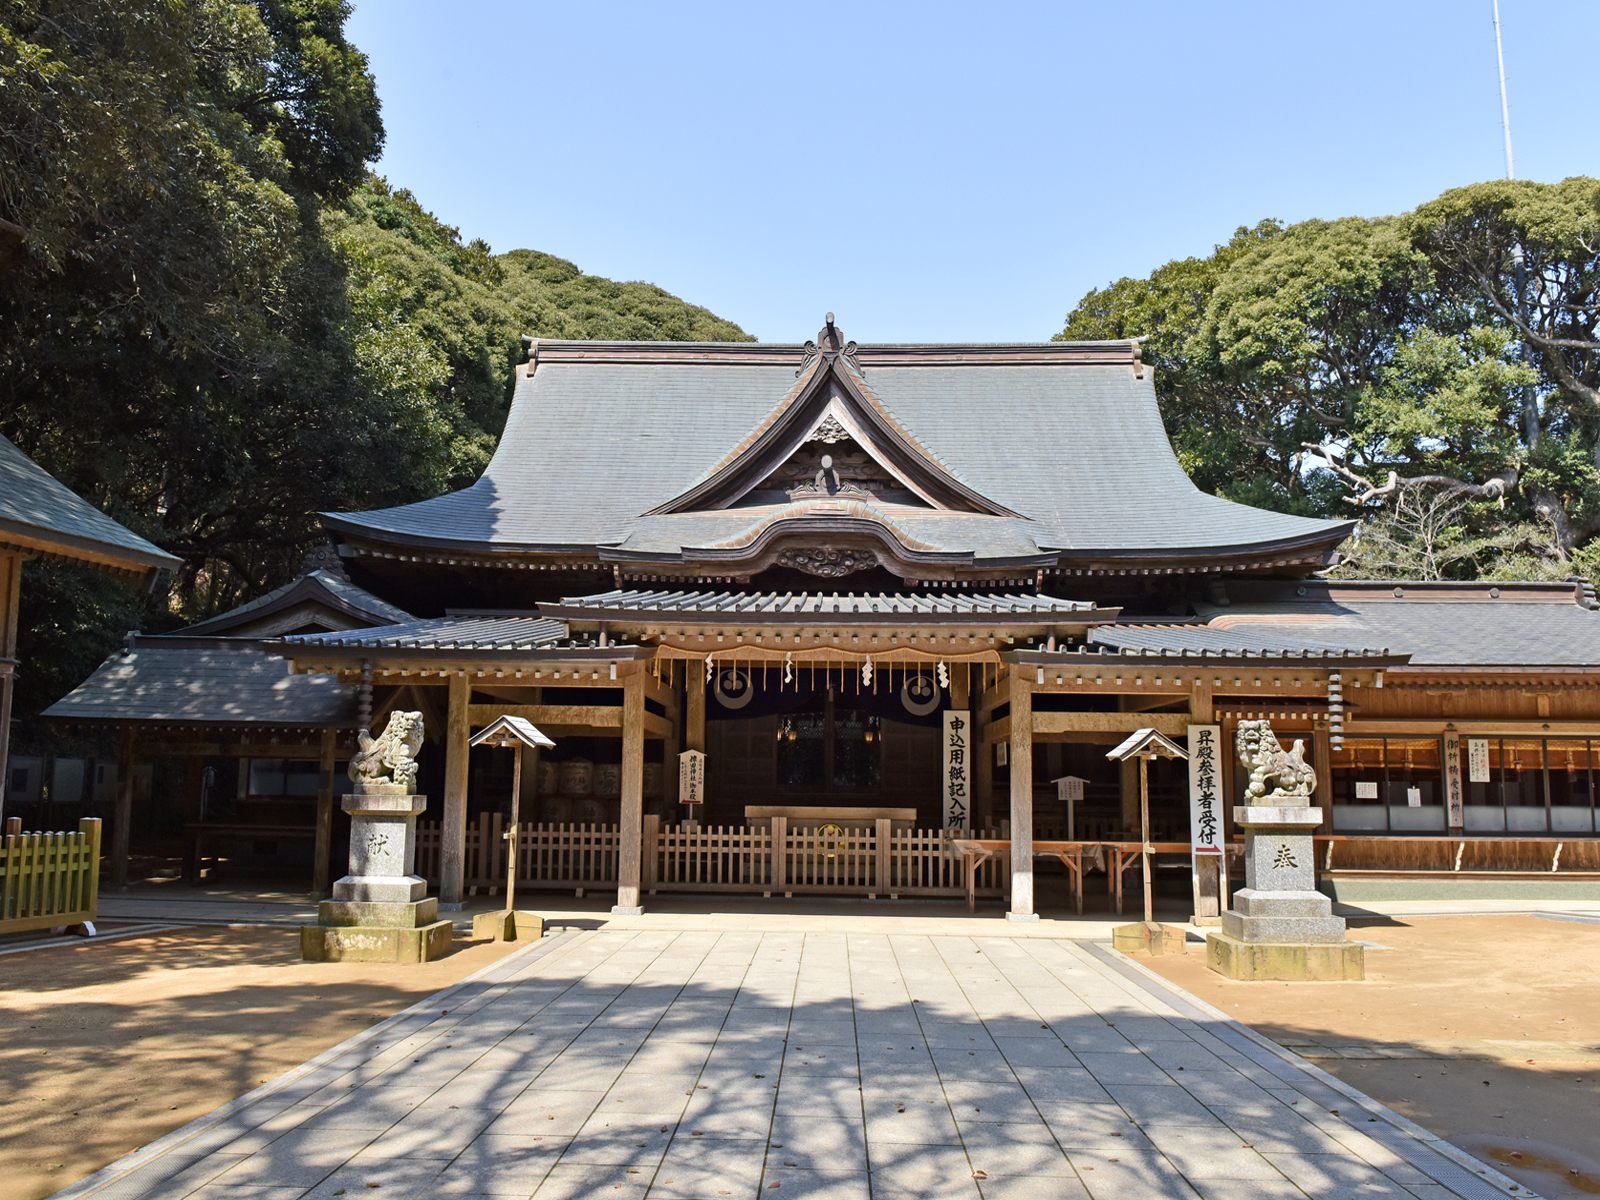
[1235,719,1316,803]
[348,710,425,792]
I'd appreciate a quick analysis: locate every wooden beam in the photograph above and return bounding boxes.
[466,702,618,727]
[985,714,1012,745]
[313,728,337,898]
[121,740,335,759]
[1008,666,1035,921]
[1348,718,1600,736]
[641,672,674,711]
[441,674,470,906]
[615,672,645,913]
[1031,711,1190,737]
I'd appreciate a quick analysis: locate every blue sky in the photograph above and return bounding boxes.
[347,1,1599,344]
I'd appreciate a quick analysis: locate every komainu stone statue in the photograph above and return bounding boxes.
[1234,719,1316,804]
[348,710,425,793]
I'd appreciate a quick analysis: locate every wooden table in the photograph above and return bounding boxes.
[948,838,1104,914]
[184,822,315,884]
[1101,841,1192,915]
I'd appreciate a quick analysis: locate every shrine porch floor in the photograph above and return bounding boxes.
[51,927,1530,1200]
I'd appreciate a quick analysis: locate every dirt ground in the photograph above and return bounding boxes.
[1141,915,1600,1200]
[0,926,518,1200]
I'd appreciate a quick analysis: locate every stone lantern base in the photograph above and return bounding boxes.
[300,790,452,964]
[1206,933,1365,980]
[1207,803,1364,981]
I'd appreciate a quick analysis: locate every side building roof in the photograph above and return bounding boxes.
[1062,580,1600,669]
[0,433,179,574]
[43,637,355,727]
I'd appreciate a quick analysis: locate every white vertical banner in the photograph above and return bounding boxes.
[1442,730,1464,828]
[1467,737,1491,784]
[1186,724,1223,855]
[943,710,972,828]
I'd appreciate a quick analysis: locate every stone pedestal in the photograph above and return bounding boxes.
[301,790,453,963]
[1208,804,1364,980]
[1112,921,1188,955]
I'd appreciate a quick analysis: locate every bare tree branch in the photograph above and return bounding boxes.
[1302,443,1519,505]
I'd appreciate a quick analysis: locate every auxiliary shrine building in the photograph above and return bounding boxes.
[48,319,1600,915]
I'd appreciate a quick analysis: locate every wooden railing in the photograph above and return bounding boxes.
[1,817,102,934]
[415,816,1005,899]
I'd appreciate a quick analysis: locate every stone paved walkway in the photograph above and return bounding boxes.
[55,930,1530,1200]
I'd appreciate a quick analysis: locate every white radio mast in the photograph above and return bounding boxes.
[1492,0,1515,179]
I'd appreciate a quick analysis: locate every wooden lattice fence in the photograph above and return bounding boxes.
[414,816,1005,899]
[0,817,102,934]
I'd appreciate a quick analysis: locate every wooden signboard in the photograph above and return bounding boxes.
[678,749,706,806]
[943,710,971,828]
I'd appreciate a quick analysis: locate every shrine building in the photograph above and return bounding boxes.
[46,318,1600,916]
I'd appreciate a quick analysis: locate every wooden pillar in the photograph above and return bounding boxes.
[111,726,135,889]
[1119,757,1140,831]
[615,670,645,913]
[441,674,470,907]
[518,686,543,817]
[663,667,681,809]
[0,551,21,825]
[686,664,706,753]
[312,727,337,898]
[1007,666,1036,921]
[974,668,995,829]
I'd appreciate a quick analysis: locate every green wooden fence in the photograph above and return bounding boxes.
[0,817,102,935]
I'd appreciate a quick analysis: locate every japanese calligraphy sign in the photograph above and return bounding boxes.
[943,709,972,829]
[1186,724,1223,855]
[678,749,707,806]
[1467,737,1491,784]
[1443,730,1464,828]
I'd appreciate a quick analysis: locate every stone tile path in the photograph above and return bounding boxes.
[55,930,1530,1200]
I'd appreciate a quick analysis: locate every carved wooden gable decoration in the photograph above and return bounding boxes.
[647,317,1019,522]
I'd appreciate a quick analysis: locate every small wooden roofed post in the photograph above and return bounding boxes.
[469,715,555,915]
[1106,728,1188,926]
[0,434,178,831]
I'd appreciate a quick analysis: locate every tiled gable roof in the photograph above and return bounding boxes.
[322,337,1350,568]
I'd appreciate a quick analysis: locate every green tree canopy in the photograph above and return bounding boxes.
[1059,177,1600,580]
[0,1,745,728]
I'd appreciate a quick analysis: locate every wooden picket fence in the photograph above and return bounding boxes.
[416,815,620,895]
[0,817,102,934]
[415,815,1004,900]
